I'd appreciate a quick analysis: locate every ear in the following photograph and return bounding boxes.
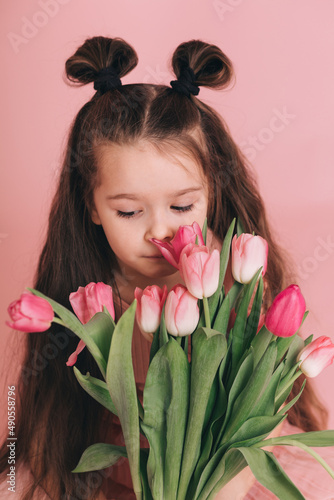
[89,202,102,225]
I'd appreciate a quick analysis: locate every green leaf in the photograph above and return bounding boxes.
[254,437,334,480]
[225,281,243,311]
[202,374,218,434]
[212,294,231,334]
[141,338,189,500]
[197,444,306,500]
[276,379,306,415]
[274,379,297,413]
[73,367,117,415]
[222,349,254,428]
[149,325,160,364]
[228,448,305,499]
[177,328,227,499]
[220,342,277,447]
[72,443,127,473]
[207,219,236,321]
[249,362,285,418]
[83,311,114,365]
[159,304,169,349]
[195,448,247,500]
[275,336,296,366]
[237,217,245,236]
[281,335,304,377]
[243,275,264,351]
[299,310,309,331]
[225,414,286,450]
[251,325,274,368]
[139,449,153,500]
[202,217,208,245]
[303,333,314,347]
[255,430,334,448]
[191,358,227,493]
[231,269,262,372]
[106,301,142,499]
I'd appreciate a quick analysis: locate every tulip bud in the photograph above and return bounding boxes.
[150,221,205,268]
[179,244,220,299]
[6,291,54,333]
[231,233,268,284]
[165,285,200,337]
[265,284,306,338]
[297,336,334,378]
[134,285,167,341]
[69,282,115,324]
[67,282,115,366]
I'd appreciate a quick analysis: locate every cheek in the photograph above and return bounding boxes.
[102,223,138,259]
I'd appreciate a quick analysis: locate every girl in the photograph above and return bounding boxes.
[0,36,331,499]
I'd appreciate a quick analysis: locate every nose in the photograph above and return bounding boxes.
[144,211,175,243]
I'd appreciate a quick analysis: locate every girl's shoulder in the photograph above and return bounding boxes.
[245,420,334,499]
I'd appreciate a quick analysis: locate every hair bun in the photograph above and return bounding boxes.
[65,36,138,87]
[171,40,234,91]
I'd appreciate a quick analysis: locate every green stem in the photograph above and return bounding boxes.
[52,317,66,326]
[203,297,211,329]
[275,371,301,401]
[176,337,182,346]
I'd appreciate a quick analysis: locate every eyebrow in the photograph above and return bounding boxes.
[106,187,203,201]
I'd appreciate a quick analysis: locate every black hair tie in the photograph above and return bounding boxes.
[94,66,122,95]
[170,66,200,98]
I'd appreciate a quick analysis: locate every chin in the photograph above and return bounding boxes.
[141,259,178,277]
[146,266,178,278]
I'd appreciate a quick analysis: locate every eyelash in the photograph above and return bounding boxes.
[116,204,194,219]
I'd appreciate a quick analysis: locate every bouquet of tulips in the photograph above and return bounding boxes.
[7,219,334,499]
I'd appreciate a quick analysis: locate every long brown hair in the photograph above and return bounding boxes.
[0,36,327,498]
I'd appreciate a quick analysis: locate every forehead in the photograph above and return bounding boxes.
[94,140,207,191]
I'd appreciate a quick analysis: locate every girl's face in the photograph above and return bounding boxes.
[91,140,209,294]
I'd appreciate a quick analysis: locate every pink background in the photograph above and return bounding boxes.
[1,0,334,437]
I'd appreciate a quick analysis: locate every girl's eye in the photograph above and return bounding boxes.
[172,204,193,213]
[116,210,138,219]
[116,205,193,219]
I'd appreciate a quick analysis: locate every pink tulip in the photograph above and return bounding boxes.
[231,233,268,284]
[150,221,205,268]
[297,336,334,378]
[134,285,168,341]
[179,244,220,299]
[67,282,115,366]
[69,282,115,324]
[165,285,200,337]
[6,291,54,333]
[264,284,306,338]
